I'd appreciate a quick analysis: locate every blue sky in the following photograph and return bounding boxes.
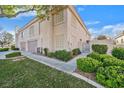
[1,5,124,38]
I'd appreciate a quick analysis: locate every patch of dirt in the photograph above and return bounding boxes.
[75,69,96,80]
[9,56,26,62]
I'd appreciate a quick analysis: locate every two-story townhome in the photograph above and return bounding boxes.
[15,5,91,53]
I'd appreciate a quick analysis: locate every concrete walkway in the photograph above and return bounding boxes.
[22,52,89,72]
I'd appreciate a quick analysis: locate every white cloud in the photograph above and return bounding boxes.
[85,21,100,25]
[88,23,124,38]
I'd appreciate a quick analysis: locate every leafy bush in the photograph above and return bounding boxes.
[87,52,113,62]
[96,66,124,88]
[0,48,9,52]
[77,57,103,73]
[92,44,108,54]
[48,52,55,58]
[6,52,21,58]
[11,45,19,50]
[54,50,72,61]
[112,47,124,60]
[103,57,124,67]
[44,48,49,56]
[72,48,81,56]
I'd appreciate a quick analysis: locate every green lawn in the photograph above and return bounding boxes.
[0,58,94,88]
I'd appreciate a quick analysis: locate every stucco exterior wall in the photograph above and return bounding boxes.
[15,6,91,53]
[66,8,90,51]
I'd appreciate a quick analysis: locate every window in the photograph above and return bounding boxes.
[29,26,34,37]
[56,35,64,49]
[54,11,64,25]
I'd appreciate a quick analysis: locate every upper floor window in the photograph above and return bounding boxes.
[54,11,64,25]
[29,26,34,37]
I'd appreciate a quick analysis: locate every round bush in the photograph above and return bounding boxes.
[77,57,103,73]
[54,50,72,61]
[112,47,124,60]
[72,48,81,56]
[96,66,124,88]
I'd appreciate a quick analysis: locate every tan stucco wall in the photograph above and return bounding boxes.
[16,6,90,53]
[66,8,90,51]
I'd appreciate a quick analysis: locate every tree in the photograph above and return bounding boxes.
[97,35,107,40]
[0,5,67,18]
[0,31,14,48]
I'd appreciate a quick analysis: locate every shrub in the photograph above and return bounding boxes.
[0,48,9,52]
[87,52,102,61]
[103,57,124,67]
[77,57,103,73]
[72,48,81,56]
[54,50,72,61]
[96,66,124,88]
[48,52,55,58]
[11,45,19,50]
[87,52,113,62]
[92,44,108,54]
[44,48,49,56]
[112,47,124,60]
[6,52,21,58]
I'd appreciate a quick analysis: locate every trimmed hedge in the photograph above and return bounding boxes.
[112,47,124,60]
[48,52,55,58]
[87,52,124,67]
[0,48,9,52]
[103,57,124,67]
[92,44,108,54]
[54,50,72,61]
[96,66,124,88]
[72,48,81,56]
[77,57,103,73]
[6,52,21,58]
[87,52,113,62]
[11,45,19,50]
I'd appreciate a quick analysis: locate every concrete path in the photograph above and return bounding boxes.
[22,52,89,72]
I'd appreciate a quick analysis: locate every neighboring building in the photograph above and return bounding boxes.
[115,31,124,47]
[15,5,91,53]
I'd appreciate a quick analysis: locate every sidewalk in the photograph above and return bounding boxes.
[22,52,85,72]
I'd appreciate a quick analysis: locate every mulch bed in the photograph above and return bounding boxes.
[75,69,96,80]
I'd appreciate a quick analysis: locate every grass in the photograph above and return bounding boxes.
[0,58,94,88]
